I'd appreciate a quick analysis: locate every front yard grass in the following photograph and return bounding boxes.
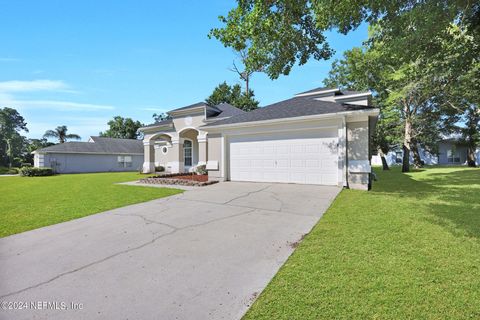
[244,166,480,319]
[0,172,183,237]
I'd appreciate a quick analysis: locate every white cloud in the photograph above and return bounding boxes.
[0,97,114,111]
[0,57,20,62]
[26,117,112,141]
[0,80,114,111]
[0,93,114,111]
[0,79,70,93]
[140,106,170,112]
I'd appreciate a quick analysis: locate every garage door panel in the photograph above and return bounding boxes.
[306,174,322,185]
[290,159,304,168]
[229,129,338,186]
[276,159,289,168]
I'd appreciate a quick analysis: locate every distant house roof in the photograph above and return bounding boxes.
[35,136,144,154]
[202,95,372,127]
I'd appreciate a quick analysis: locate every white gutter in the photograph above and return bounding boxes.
[294,88,339,97]
[203,108,380,131]
[334,92,372,101]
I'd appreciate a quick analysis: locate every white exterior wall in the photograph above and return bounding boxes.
[347,120,371,190]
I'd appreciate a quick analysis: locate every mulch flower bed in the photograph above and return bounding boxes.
[139,173,218,187]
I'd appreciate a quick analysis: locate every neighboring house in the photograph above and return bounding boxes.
[371,138,480,166]
[33,136,144,173]
[139,87,379,190]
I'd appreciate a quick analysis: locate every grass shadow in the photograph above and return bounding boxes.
[372,167,480,241]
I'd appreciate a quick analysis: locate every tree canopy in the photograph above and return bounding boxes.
[206,82,259,112]
[211,0,478,79]
[100,116,144,140]
[0,107,29,167]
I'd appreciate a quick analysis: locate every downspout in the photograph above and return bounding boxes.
[343,116,349,188]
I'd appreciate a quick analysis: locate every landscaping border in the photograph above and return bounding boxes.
[139,174,219,187]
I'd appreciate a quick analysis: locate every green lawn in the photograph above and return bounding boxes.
[244,167,480,319]
[0,172,183,237]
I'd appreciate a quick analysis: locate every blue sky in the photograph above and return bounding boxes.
[0,1,368,140]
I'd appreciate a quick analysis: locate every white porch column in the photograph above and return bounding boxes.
[142,141,155,173]
[198,132,207,165]
[171,137,183,173]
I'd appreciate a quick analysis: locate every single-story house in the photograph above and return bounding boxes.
[33,136,144,173]
[371,138,480,166]
[139,87,379,190]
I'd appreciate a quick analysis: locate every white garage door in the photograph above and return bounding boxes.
[229,129,339,185]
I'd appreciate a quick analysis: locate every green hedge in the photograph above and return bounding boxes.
[20,167,54,177]
[0,167,20,174]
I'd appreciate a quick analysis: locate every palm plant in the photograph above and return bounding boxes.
[43,125,81,143]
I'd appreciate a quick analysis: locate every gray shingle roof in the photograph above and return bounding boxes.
[36,136,143,154]
[202,96,372,127]
[207,103,246,119]
[141,118,173,129]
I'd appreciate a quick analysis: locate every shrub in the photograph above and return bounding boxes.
[21,163,33,168]
[195,164,207,175]
[20,167,54,177]
[0,167,9,174]
[155,166,165,172]
[6,167,20,174]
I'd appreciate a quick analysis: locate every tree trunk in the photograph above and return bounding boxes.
[378,148,390,170]
[402,116,413,172]
[411,142,423,168]
[6,138,12,168]
[467,146,477,167]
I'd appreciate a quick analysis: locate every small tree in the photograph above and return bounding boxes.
[0,107,28,167]
[100,116,144,139]
[43,125,81,143]
[152,112,172,123]
[206,82,259,112]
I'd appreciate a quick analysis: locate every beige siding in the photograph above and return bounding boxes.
[347,120,370,190]
[347,121,369,161]
[207,133,223,179]
[172,112,205,133]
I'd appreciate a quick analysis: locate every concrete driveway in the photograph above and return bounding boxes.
[0,182,340,320]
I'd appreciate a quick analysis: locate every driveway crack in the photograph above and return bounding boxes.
[223,185,272,205]
[0,208,257,299]
[112,212,179,230]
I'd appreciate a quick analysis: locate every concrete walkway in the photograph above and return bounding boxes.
[0,182,340,320]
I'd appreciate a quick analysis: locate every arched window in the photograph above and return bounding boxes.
[183,140,192,166]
